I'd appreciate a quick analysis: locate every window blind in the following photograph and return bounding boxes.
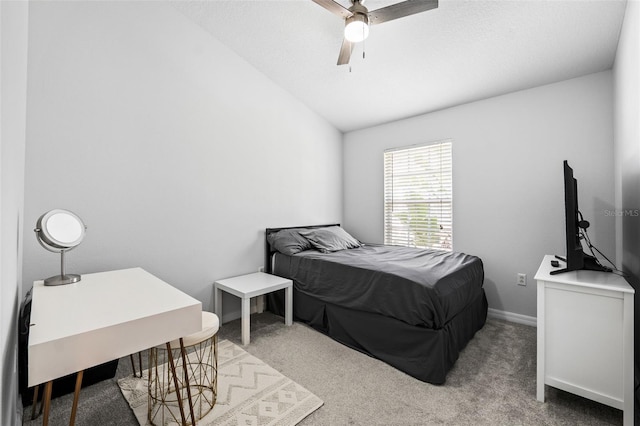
[384,140,452,251]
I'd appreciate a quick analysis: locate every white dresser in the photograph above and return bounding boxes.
[535,255,634,425]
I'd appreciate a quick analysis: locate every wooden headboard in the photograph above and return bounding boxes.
[264,224,340,274]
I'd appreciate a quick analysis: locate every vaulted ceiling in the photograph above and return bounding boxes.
[172,0,627,132]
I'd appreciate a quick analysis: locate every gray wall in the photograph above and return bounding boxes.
[612,0,639,400]
[22,1,342,317]
[343,71,615,319]
[1,1,28,423]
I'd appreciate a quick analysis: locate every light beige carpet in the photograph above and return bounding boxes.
[118,339,323,426]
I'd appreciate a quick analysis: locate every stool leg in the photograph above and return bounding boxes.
[179,338,196,425]
[166,342,188,426]
[211,334,218,407]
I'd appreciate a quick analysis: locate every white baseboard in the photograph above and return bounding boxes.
[488,308,537,327]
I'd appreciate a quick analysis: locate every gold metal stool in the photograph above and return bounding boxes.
[148,312,219,426]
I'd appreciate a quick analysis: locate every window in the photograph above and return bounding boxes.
[384,140,452,251]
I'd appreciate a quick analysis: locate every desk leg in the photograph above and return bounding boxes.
[42,381,53,426]
[69,370,83,426]
[166,342,188,426]
[129,351,143,378]
[285,285,292,326]
[242,297,250,346]
[179,338,196,424]
[31,385,40,420]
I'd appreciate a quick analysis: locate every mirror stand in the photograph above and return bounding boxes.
[44,249,81,286]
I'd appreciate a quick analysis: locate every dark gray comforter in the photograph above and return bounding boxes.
[274,244,484,329]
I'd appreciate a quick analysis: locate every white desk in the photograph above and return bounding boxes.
[28,268,202,424]
[535,255,634,426]
[214,272,292,345]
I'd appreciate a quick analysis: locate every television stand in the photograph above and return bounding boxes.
[582,254,612,272]
[535,255,634,425]
[549,253,611,275]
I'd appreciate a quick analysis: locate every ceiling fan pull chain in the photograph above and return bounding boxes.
[362,26,366,59]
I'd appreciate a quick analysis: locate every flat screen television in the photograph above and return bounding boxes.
[551,160,610,275]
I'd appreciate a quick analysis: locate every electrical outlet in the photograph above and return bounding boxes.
[517,273,527,286]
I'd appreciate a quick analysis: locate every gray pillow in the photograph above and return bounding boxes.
[267,229,312,255]
[298,226,362,253]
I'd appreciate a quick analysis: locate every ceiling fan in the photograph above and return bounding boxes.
[312,0,439,65]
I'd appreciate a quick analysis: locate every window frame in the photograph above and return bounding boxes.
[383,139,453,251]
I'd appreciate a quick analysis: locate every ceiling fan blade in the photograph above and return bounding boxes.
[337,38,354,65]
[311,0,352,19]
[369,0,438,25]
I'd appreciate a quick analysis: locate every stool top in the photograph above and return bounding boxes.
[162,311,219,349]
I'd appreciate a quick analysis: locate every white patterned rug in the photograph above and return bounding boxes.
[118,339,323,426]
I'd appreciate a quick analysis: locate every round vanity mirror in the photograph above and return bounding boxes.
[35,209,86,286]
[37,209,85,249]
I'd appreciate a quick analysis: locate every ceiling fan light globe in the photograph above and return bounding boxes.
[344,14,369,42]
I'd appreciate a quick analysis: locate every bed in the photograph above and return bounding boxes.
[265,224,487,384]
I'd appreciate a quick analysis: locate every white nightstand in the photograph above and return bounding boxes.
[214,272,292,345]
